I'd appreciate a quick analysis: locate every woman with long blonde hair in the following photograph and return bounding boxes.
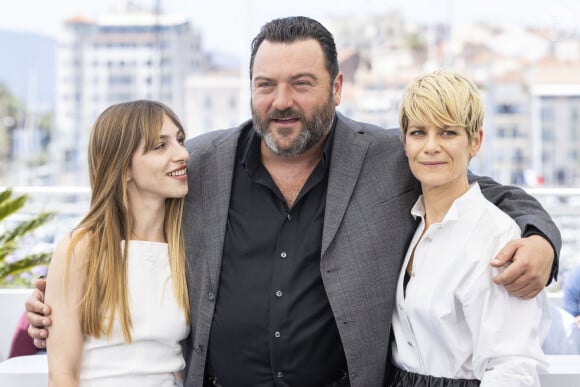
[45,100,190,387]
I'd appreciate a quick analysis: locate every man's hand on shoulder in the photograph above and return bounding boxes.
[490,235,554,299]
[25,278,52,348]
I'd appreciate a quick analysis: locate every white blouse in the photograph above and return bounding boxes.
[80,241,189,387]
[391,183,550,387]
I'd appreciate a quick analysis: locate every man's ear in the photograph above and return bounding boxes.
[332,72,343,106]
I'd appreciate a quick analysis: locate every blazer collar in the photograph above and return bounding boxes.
[201,122,248,286]
[321,112,372,257]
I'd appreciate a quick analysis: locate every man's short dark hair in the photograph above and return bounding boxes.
[249,16,339,84]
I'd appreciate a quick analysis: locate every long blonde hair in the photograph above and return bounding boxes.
[65,100,190,342]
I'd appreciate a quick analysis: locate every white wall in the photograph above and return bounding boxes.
[0,289,34,362]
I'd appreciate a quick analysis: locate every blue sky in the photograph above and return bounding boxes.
[0,0,578,56]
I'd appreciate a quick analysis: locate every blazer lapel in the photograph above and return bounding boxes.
[200,125,245,287]
[321,114,371,257]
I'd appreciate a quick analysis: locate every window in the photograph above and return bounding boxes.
[542,127,554,141]
[541,107,555,122]
[496,104,519,114]
[108,75,133,85]
[570,107,580,141]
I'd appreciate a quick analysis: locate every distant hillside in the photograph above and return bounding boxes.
[0,30,56,111]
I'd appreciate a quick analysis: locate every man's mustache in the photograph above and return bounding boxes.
[268,109,303,120]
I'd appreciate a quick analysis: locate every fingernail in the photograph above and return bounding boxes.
[41,319,48,326]
[42,307,48,314]
[39,331,46,338]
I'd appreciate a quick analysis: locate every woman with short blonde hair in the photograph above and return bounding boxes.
[388,71,550,387]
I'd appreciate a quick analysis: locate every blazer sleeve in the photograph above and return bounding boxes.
[468,172,562,284]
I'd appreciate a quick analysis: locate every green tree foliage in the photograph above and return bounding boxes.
[0,188,55,287]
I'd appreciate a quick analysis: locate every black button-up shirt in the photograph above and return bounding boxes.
[206,119,347,386]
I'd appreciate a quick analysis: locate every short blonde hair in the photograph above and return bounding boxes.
[400,70,484,142]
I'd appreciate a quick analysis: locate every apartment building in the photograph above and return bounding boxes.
[530,62,580,186]
[184,69,244,138]
[52,5,207,182]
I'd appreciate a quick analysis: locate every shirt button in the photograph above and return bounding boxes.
[208,292,215,301]
[276,290,283,297]
[277,371,284,378]
[280,252,287,259]
[407,339,413,347]
[425,236,432,242]
[274,331,281,338]
[287,213,292,221]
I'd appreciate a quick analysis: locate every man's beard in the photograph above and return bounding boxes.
[252,94,335,157]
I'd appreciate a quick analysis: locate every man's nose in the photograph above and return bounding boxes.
[272,85,292,111]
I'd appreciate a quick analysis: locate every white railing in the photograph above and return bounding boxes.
[2,185,580,274]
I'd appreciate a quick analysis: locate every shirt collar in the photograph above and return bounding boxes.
[411,182,481,224]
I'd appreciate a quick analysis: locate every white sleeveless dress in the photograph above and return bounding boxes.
[79,241,189,387]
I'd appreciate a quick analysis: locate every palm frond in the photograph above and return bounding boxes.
[0,252,52,278]
[0,189,13,205]
[0,193,27,223]
[0,212,55,244]
[0,188,56,286]
[0,241,17,263]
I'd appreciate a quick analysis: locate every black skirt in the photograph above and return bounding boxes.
[386,365,481,387]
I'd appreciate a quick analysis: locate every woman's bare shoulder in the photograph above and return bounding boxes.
[52,228,90,267]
